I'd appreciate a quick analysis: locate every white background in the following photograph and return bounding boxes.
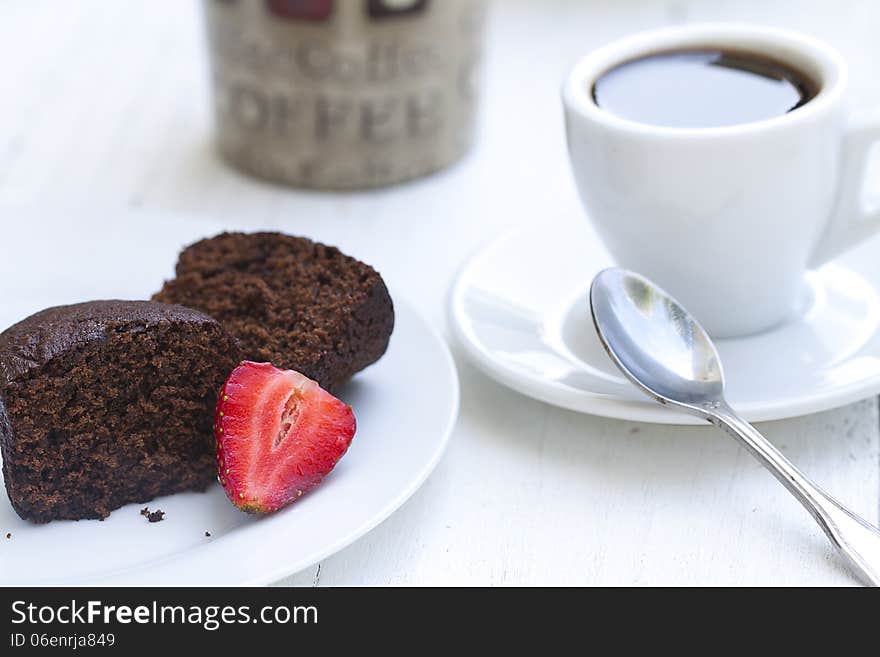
[1,0,878,586]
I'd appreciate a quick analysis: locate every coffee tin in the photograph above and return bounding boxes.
[204,0,487,189]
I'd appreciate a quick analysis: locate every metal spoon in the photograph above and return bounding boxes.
[590,267,880,586]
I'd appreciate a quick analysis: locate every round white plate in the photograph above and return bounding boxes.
[0,207,458,585]
[449,220,880,425]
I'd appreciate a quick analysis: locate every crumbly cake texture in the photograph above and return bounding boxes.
[152,232,395,392]
[0,300,242,523]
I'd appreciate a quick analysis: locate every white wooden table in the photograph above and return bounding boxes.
[2,0,878,586]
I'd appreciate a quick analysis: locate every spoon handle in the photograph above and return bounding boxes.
[709,403,880,586]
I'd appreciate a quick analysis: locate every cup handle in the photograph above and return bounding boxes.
[809,115,880,267]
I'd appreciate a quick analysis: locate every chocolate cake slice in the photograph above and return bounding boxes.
[152,232,394,392]
[0,301,241,522]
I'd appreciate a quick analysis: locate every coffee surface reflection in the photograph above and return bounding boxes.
[592,50,817,128]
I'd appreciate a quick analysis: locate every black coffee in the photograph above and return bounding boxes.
[592,50,817,128]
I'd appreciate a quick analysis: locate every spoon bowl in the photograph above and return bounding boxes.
[590,268,723,410]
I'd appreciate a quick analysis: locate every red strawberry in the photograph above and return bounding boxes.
[215,361,356,514]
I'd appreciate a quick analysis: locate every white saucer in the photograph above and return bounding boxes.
[449,221,880,425]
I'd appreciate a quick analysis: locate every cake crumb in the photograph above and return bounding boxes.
[140,507,164,523]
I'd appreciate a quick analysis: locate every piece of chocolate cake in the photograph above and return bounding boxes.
[0,300,241,523]
[152,232,394,392]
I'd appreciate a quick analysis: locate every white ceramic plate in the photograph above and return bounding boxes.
[450,220,880,425]
[0,207,458,585]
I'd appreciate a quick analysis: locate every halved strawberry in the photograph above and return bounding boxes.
[215,361,356,513]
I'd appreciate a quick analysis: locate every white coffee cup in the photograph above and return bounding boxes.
[562,24,880,337]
